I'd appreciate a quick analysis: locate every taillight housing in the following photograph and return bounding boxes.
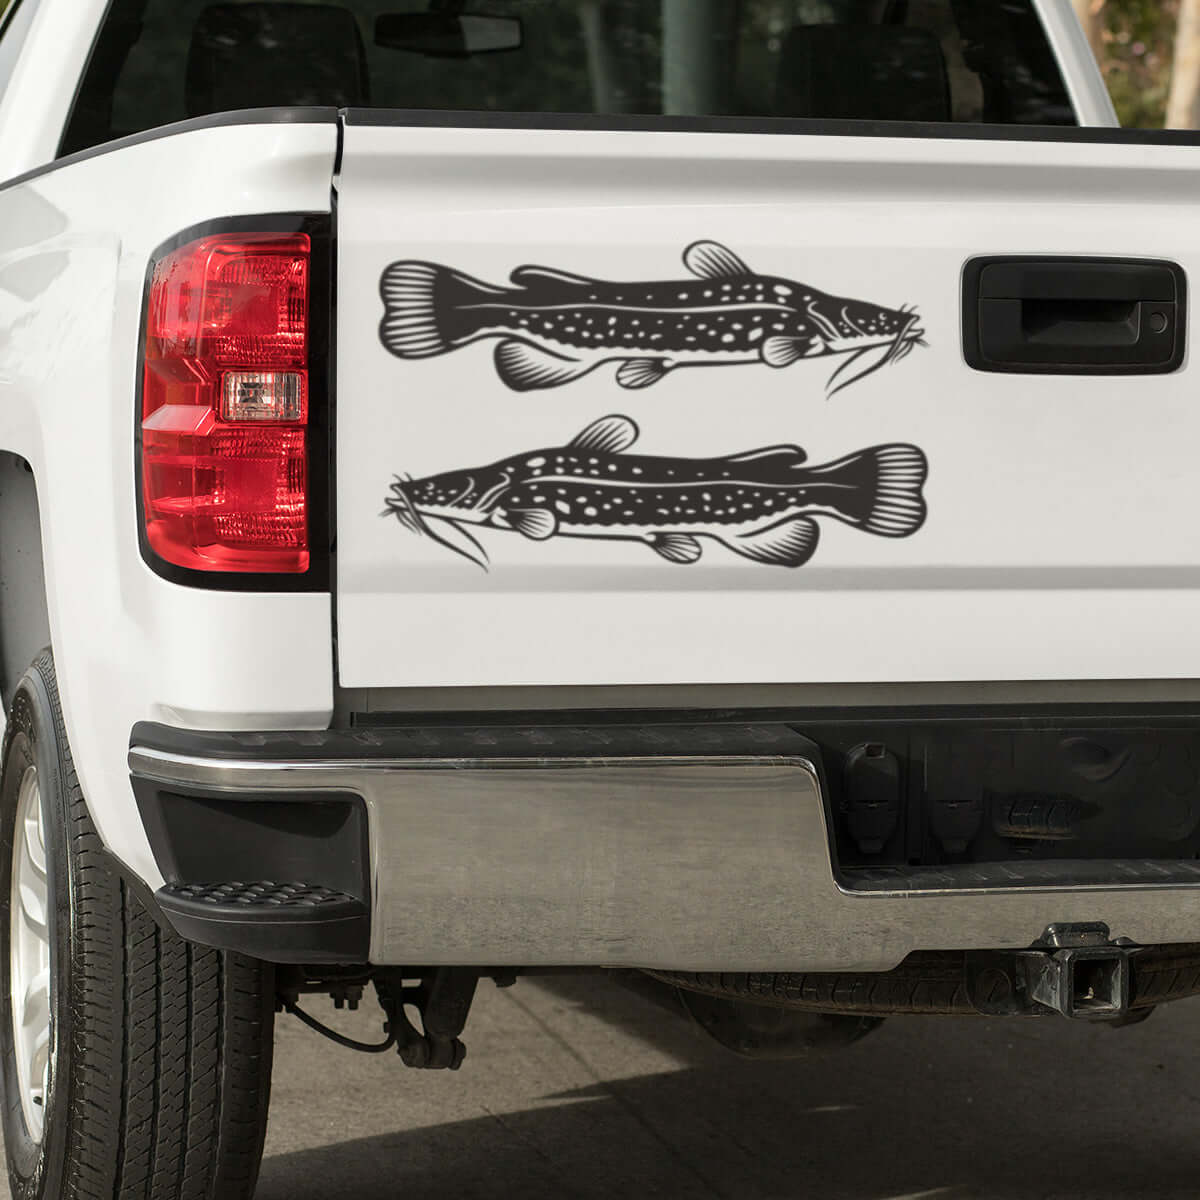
[140,232,311,574]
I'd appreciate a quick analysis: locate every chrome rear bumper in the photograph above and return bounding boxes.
[128,727,1200,972]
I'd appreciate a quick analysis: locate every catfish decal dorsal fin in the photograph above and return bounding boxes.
[726,444,808,466]
[509,265,596,289]
[570,414,639,455]
[722,517,820,569]
[682,240,753,281]
[648,533,702,565]
[761,336,809,369]
[507,508,558,541]
[616,359,670,390]
[494,340,595,392]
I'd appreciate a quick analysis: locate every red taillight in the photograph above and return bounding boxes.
[141,233,311,573]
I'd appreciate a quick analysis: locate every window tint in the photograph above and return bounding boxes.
[0,0,41,115]
[62,0,1075,156]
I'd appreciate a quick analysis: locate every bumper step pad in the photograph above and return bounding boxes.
[157,881,369,964]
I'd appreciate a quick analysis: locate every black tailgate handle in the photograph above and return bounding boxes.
[963,257,1186,375]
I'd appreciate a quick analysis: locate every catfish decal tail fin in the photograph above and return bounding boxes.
[813,444,929,538]
[379,261,499,360]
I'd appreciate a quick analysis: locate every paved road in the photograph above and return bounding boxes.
[253,974,1200,1200]
[0,974,1193,1198]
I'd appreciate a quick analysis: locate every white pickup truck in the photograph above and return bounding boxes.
[2,0,1199,1196]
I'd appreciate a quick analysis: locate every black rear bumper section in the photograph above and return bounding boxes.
[131,760,371,963]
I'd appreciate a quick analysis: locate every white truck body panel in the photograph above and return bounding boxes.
[0,0,110,179]
[335,122,1200,689]
[0,0,1171,895]
[1034,0,1119,126]
[0,119,339,887]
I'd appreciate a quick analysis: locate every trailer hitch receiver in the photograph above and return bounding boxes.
[1019,923,1138,1021]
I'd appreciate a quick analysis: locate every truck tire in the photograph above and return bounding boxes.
[0,650,275,1200]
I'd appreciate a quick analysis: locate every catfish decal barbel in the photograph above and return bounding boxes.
[379,241,926,397]
[383,415,928,571]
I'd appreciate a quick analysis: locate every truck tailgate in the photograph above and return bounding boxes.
[334,117,1200,689]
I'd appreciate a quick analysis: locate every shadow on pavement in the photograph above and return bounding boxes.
[256,973,1200,1200]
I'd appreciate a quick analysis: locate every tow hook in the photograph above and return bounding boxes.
[1016,923,1140,1021]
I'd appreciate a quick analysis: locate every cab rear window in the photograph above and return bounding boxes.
[62,0,1076,156]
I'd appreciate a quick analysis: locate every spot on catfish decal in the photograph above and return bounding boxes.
[383,415,928,571]
[379,241,927,397]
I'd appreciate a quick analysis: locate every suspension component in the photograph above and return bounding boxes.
[375,968,480,1070]
[277,966,481,1066]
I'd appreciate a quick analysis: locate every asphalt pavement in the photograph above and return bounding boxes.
[1,973,1194,1198]
[251,973,1200,1200]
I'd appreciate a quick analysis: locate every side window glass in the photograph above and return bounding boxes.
[0,0,40,116]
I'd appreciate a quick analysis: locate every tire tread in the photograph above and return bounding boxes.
[4,651,274,1200]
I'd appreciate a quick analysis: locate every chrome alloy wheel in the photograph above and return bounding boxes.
[10,765,50,1142]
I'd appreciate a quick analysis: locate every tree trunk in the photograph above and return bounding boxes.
[1168,0,1200,129]
[1072,0,1105,61]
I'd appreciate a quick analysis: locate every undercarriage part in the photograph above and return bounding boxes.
[374,968,480,1069]
[277,966,481,1067]
[613,969,881,1057]
[285,1001,397,1053]
[678,989,882,1057]
[646,935,1200,1020]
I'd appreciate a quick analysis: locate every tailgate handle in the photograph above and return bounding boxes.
[963,257,1186,375]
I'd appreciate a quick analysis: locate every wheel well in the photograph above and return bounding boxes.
[0,453,50,709]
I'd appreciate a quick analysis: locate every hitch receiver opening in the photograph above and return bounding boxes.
[1020,924,1137,1021]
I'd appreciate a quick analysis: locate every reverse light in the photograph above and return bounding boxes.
[140,232,311,573]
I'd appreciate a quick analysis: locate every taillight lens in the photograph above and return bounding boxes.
[141,233,311,573]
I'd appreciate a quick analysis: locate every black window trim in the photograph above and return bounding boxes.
[0,0,21,37]
[341,106,1200,147]
[0,0,31,40]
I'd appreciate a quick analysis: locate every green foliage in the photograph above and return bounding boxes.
[1095,0,1179,127]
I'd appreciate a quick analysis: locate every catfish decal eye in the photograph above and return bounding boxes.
[378,242,926,397]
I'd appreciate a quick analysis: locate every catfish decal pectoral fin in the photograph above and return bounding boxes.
[721,518,821,569]
[494,341,595,392]
[649,533,703,565]
[507,508,558,541]
[682,240,754,280]
[761,337,809,369]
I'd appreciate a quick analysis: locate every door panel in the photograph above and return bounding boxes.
[335,120,1200,688]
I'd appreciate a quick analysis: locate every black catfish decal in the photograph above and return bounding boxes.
[379,240,926,397]
[384,415,928,571]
